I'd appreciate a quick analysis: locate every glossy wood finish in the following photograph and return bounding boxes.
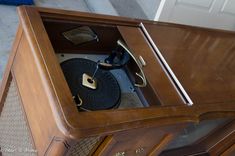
[205,120,235,156]
[118,26,184,106]
[94,125,184,156]
[16,7,234,137]
[221,144,235,156]
[144,23,235,106]
[149,134,174,156]
[0,5,234,155]
[12,32,69,155]
[160,120,235,156]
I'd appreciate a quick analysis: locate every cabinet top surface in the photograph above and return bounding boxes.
[14,6,235,136]
[144,23,235,106]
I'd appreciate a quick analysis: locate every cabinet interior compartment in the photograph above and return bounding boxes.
[42,19,160,111]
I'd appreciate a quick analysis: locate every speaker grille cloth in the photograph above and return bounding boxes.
[0,79,36,156]
[67,137,100,156]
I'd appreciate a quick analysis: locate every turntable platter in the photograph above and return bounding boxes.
[61,58,121,111]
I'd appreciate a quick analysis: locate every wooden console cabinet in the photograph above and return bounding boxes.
[0,6,234,156]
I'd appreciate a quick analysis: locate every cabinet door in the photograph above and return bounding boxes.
[160,119,235,156]
[93,124,186,156]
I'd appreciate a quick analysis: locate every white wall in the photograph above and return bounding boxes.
[136,0,161,19]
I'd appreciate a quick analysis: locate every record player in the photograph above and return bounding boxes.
[0,6,235,156]
[57,38,146,111]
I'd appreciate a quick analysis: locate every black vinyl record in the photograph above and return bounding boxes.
[61,58,121,111]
